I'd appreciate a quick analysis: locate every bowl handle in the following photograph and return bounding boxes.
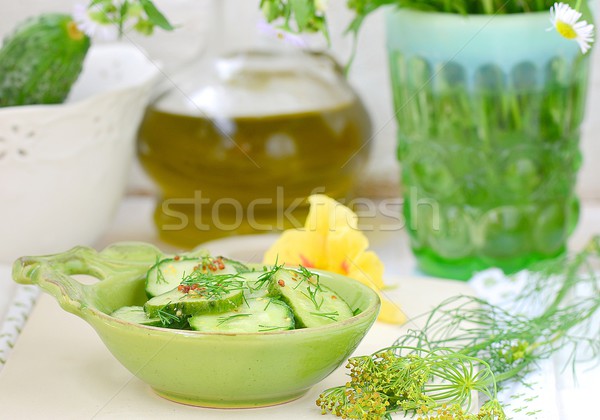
[12,242,163,315]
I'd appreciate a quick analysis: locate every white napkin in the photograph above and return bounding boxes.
[0,264,39,370]
[470,269,599,420]
[0,265,17,322]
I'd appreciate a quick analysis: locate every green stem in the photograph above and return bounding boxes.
[482,0,494,14]
[544,251,587,314]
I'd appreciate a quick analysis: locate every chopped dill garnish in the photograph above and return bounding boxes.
[264,298,274,311]
[292,274,308,290]
[252,259,284,291]
[292,264,319,290]
[298,264,320,282]
[156,308,180,326]
[310,311,339,321]
[301,283,324,310]
[293,265,324,309]
[179,271,244,300]
[241,289,250,307]
[153,257,169,285]
[258,325,288,332]
[217,313,252,326]
[154,255,206,285]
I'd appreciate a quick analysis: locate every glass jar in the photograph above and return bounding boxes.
[138,51,372,248]
[386,9,590,280]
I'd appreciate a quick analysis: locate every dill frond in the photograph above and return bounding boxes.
[317,237,600,419]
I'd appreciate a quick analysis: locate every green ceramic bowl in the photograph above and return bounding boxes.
[13,242,380,408]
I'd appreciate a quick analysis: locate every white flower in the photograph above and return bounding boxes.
[257,20,308,48]
[549,2,594,54]
[72,3,118,41]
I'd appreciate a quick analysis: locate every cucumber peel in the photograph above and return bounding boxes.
[189,297,294,333]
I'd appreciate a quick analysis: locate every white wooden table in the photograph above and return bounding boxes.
[0,196,599,419]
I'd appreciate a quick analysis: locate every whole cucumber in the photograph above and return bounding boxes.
[0,13,91,107]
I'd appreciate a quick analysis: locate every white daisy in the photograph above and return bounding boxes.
[72,3,119,41]
[549,2,594,54]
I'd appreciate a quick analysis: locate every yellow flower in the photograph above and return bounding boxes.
[263,194,406,324]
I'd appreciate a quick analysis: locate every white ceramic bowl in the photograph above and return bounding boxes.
[0,44,159,263]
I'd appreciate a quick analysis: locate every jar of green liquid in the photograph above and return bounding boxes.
[138,51,371,248]
[386,10,591,280]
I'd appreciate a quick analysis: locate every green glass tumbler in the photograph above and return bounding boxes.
[386,10,591,280]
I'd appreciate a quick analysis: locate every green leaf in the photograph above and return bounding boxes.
[139,0,174,31]
[260,0,280,22]
[290,0,312,30]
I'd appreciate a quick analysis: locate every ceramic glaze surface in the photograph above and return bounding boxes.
[12,242,380,407]
[0,45,159,263]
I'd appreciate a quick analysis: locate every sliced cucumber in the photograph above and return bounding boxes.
[111,306,161,327]
[146,258,200,298]
[145,255,246,298]
[221,257,250,273]
[189,298,294,333]
[144,282,244,318]
[268,268,353,328]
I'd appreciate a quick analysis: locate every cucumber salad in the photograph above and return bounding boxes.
[111,254,355,333]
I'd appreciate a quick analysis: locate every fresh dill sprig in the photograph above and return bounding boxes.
[156,308,181,327]
[310,311,339,321]
[217,313,252,326]
[317,347,504,419]
[317,237,600,419]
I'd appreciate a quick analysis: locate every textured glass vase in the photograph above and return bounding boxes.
[386,10,591,280]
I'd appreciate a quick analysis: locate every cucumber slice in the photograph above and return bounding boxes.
[189,298,294,333]
[144,278,245,318]
[145,256,246,298]
[268,268,353,328]
[222,257,250,273]
[146,259,200,298]
[111,306,161,327]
